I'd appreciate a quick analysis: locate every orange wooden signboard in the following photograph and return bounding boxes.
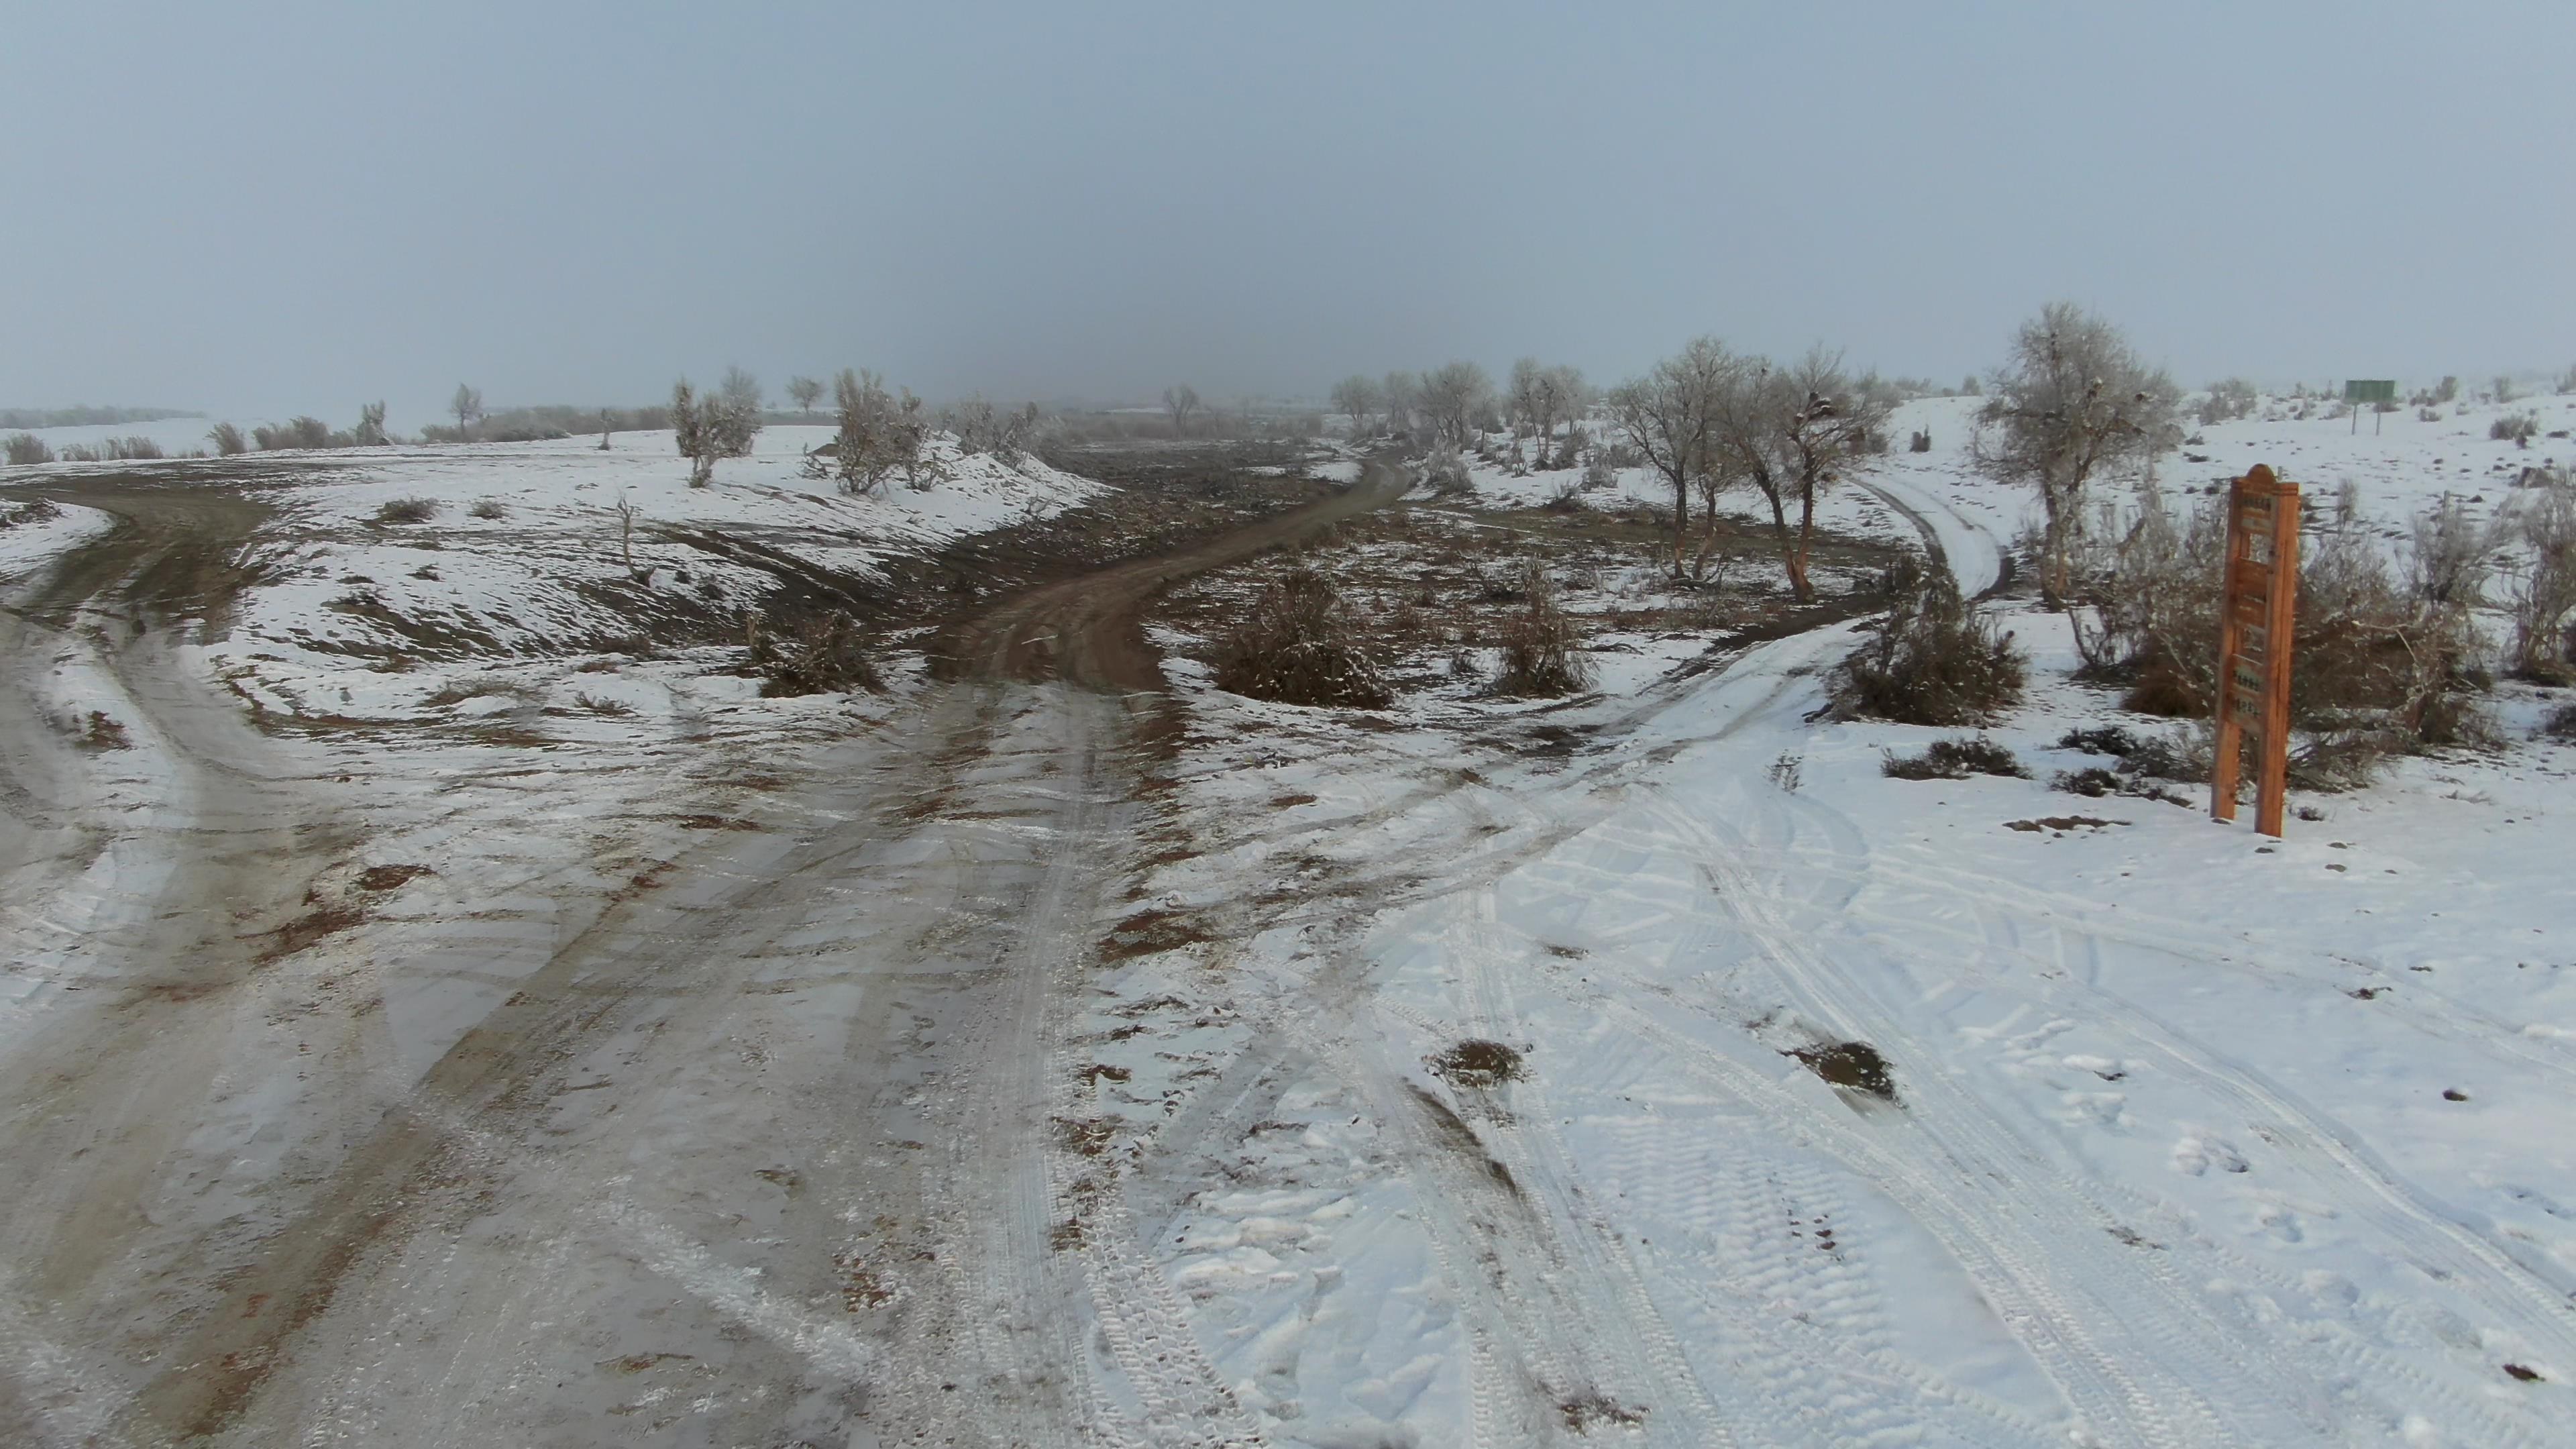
[2211,465,2299,836]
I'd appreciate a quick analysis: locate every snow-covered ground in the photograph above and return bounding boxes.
[3,397,2573,1446]
[1089,398,2576,1446]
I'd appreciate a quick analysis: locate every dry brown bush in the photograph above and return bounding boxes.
[2068,482,2494,788]
[748,609,884,696]
[1493,561,1592,696]
[1212,568,1391,708]
[1835,556,2027,726]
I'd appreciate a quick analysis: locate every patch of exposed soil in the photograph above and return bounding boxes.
[1788,1040,1898,1102]
[354,864,435,892]
[2005,816,2129,833]
[1430,1038,1524,1088]
[1559,1392,1649,1432]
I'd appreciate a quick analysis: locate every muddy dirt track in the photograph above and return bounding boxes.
[0,462,1403,1447]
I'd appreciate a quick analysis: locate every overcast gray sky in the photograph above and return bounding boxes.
[5,1,2569,422]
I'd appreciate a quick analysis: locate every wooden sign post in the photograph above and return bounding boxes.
[2212,465,2299,836]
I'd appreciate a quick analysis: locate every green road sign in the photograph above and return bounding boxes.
[2344,379,2396,404]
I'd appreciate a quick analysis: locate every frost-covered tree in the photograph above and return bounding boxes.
[1536,365,1587,468]
[450,384,484,438]
[1419,361,1493,450]
[1710,348,1890,602]
[1607,337,1738,577]
[672,368,765,486]
[787,375,824,415]
[1163,384,1201,436]
[1381,371,1419,442]
[1972,303,2180,604]
[354,400,388,447]
[1330,375,1381,437]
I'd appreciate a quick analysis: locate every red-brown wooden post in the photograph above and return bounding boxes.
[2210,465,2298,836]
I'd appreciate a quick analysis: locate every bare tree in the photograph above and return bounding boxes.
[1508,358,1548,443]
[672,368,765,486]
[1163,384,1201,436]
[450,384,484,439]
[1711,349,1889,602]
[1537,365,1587,468]
[354,400,388,447]
[810,368,904,494]
[1418,361,1493,450]
[1607,337,1738,578]
[1381,371,1419,442]
[788,375,825,416]
[1330,375,1381,437]
[1971,302,2180,605]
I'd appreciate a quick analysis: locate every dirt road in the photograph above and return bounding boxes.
[0,460,1405,1448]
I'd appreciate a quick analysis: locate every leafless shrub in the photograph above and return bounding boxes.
[252,416,342,450]
[1581,449,1616,490]
[77,710,132,751]
[58,435,168,463]
[2197,377,2259,426]
[2508,479,2576,680]
[1493,561,1592,696]
[468,498,507,520]
[1212,568,1391,708]
[572,692,636,716]
[2075,483,2493,786]
[0,498,63,529]
[4,433,53,466]
[943,395,1039,460]
[2491,411,2538,447]
[804,368,939,494]
[1835,556,2027,726]
[1880,735,2028,780]
[672,368,763,486]
[2542,702,2576,741]
[1420,450,1473,498]
[374,497,439,524]
[207,421,248,455]
[746,608,884,696]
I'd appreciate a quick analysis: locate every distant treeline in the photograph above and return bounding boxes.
[421,403,674,445]
[0,405,204,430]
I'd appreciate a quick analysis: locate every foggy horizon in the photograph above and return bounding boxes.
[6,1,2571,423]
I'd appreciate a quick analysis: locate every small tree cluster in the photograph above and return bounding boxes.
[1506,359,1589,468]
[1212,568,1391,708]
[942,395,1040,460]
[1833,555,2027,726]
[1607,337,1892,596]
[672,368,764,486]
[804,368,937,494]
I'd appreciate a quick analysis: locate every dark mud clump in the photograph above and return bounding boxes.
[1559,1393,1648,1432]
[1789,1040,1897,1102]
[355,863,436,892]
[1431,1038,1523,1089]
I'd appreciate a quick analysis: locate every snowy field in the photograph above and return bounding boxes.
[0,397,2572,1446]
